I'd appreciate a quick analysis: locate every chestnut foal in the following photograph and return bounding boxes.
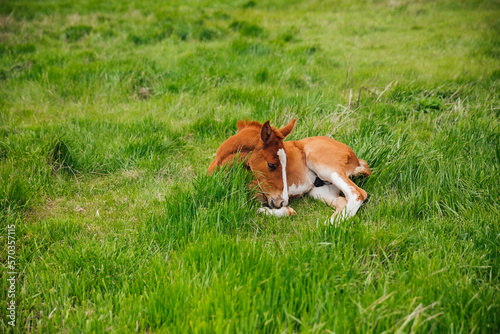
[208,119,371,223]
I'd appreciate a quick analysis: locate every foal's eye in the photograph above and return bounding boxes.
[267,163,276,171]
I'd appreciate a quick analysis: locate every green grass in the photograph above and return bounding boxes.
[1,0,499,332]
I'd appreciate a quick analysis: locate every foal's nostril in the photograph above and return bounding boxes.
[270,196,285,209]
[273,199,284,209]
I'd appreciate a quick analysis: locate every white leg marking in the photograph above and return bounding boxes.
[330,172,363,221]
[257,206,296,217]
[277,148,288,204]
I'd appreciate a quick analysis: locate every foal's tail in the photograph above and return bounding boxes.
[353,159,371,177]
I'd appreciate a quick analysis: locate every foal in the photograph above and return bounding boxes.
[208,119,371,223]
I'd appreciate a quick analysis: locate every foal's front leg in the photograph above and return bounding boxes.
[257,206,296,217]
[252,180,296,217]
[310,171,367,223]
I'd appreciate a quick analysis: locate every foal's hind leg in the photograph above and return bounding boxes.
[313,169,367,223]
[330,172,367,222]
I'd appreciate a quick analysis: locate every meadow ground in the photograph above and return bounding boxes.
[0,0,499,332]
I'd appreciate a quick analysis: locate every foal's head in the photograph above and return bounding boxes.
[247,119,296,209]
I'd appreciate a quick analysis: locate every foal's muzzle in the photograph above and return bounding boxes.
[270,195,288,209]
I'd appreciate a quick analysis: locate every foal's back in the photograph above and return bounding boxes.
[296,136,368,178]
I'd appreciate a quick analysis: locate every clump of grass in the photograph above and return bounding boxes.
[64,25,93,42]
[0,161,29,211]
[230,38,271,56]
[49,138,76,174]
[0,43,36,56]
[0,155,52,213]
[45,118,186,174]
[242,0,257,9]
[230,20,265,38]
[196,27,221,41]
[146,162,258,248]
[255,68,269,83]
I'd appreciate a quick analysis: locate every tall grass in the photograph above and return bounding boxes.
[144,162,258,249]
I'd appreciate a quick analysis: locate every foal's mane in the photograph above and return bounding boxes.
[237,120,262,131]
[237,119,285,139]
[208,118,296,175]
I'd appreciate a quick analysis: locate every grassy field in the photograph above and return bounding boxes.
[1,0,499,332]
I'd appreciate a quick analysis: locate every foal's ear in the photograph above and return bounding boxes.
[278,119,297,138]
[237,120,246,132]
[261,121,273,145]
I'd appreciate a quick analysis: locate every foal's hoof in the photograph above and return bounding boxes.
[328,211,349,227]
[324,216,340,227]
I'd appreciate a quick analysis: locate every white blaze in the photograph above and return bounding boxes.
[277,148,288,203]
